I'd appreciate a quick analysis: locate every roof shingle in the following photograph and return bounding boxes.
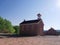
[20,19,41,24]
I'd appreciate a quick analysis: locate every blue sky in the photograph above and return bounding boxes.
[0,0,60,30]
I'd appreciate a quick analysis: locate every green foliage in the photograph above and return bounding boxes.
[13,26,19,34]
[0,16,15,33]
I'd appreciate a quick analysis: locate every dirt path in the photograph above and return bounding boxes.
[0,36,60,45]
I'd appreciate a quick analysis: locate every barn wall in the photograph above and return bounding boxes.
[20,24,39,36]
[37,20,44,36]
[20,20,44,36]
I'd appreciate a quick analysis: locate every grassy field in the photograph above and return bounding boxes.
[0,36,60,45]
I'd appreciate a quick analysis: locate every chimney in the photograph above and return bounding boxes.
[37,13,41,20]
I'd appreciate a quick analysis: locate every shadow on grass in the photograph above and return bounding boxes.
[0,34,37,38]
[0,34,59,38]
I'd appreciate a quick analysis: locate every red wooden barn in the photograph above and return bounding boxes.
[46,27,57,35]
[20,13,44,36]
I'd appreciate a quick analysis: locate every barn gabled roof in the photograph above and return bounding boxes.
[20,19,41,24]
[48,27,56,32]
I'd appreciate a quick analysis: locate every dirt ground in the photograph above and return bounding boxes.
[0,36,60,45]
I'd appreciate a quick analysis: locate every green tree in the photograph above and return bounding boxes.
[0,17,5,31]
[0,16,15,33]
[13,26,19,34]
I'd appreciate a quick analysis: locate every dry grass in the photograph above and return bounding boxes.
[0,36,60,45]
